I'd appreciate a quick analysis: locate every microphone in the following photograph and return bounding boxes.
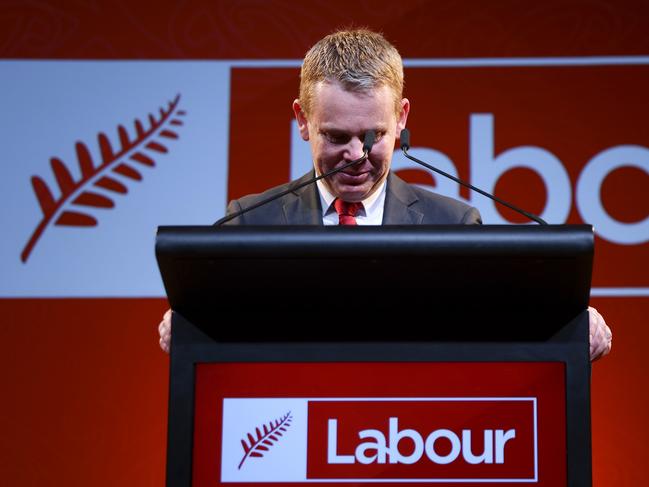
[363,129,376,153]
[215,130,377,226]
[399,129,547,225]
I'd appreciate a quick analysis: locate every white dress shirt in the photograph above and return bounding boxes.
[316,178,386,225]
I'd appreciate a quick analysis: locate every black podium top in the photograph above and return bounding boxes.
[155,225,593,342]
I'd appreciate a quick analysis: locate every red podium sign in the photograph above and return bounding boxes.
[193,362,566,486]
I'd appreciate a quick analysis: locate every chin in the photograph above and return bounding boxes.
[335,186,371,202]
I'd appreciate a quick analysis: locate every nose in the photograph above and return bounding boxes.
[344,136,365,161]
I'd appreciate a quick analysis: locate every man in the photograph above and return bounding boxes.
[225,29,479,226]
[158,29,612,360]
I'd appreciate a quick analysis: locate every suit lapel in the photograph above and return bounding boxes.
[282,171,323,225]
[383,172,424,225]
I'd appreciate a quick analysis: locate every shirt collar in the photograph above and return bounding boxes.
[316,176,387,218]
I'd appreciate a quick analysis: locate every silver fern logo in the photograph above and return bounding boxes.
[21,94,185,262]
[238,411,293,470]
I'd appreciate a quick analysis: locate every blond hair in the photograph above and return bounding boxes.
[299,29,404,116]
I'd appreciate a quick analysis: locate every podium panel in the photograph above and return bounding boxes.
[157,226,594,486]
[193,362,566,486]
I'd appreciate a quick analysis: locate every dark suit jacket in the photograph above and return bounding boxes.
[224,171,481,225]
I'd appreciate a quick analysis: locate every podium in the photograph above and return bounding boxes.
[156,225,594,487]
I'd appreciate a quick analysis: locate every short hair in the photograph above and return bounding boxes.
[299,29,404,116]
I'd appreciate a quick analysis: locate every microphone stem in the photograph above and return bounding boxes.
[214,152,368,226]
[401,148,547,225]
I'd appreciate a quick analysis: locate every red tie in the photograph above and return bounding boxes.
[334,199,363,225]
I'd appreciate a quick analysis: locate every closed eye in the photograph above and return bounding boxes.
[322,131,350,144]
[321,130,386,145]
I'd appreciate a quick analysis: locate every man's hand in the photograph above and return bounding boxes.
[589,306,612,362]
[158,308,172,354]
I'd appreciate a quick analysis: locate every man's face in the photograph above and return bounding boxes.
[293,81,409,202]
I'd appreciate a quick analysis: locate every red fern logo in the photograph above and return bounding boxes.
[238,411,293,470]
[20,94,185,262]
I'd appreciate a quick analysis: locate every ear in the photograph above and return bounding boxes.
[396,98,410,135]
[292,99,310,141]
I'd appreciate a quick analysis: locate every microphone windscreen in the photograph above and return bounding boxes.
[363,130,376,153]
[400,129,410,151]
